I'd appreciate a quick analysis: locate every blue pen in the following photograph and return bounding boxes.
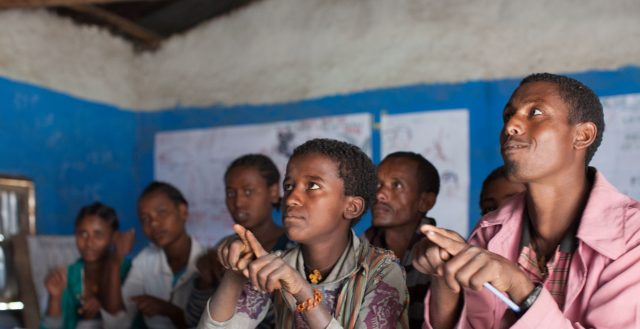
[483,282,521,313]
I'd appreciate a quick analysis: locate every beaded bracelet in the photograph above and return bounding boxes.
[296,289,323,313]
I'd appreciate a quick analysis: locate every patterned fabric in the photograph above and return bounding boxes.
[364,224,432,329]
[516,217,576,310]
[185,233,295,328]
[291,288,341,329]
[197,231,409,329]
[237,285,271,319]
[363,281,403,327]
[517,246,572,309]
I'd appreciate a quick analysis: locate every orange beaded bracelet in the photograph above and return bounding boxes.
[296,289,323,313]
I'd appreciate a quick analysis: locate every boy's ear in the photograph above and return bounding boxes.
[573,122,597,150]
[417,192,437,213]
[343,196,365,220]
[178,203,189,222]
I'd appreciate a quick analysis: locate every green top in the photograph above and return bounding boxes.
[40,258,132,329]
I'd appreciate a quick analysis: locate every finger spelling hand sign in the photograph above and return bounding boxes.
[421,225,533,301]
[217,224,258,274]
[44,267,67,297]
[243,227,307,296]
[412,225,462,277]
[78,296,101,319]
[112,229,135,260]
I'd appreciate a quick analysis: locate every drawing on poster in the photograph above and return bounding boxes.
[591,93,640,199]
[381,110,469,237]
[155,113,372,246]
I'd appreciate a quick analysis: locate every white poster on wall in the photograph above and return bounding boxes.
[155,113,372,246]
[591,93,640,200]
[381,110,469,237]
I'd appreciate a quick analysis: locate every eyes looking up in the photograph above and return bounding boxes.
[502,106,544,123]
[283,181,321,193]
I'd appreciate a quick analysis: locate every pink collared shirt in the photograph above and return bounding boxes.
[424,170,640,329]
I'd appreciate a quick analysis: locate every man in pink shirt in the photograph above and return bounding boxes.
[412,73,640,328]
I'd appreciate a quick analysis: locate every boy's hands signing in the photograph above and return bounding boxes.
[78,295,101,319]
[112,229,135,261]
[242,225,307,295]
[44,267,67,298]
[217,224,257,274]
[218,224,307,296]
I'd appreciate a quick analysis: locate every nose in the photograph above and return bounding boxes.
[284,187,302,208]
[376,184,388,203]
[85,235,95,248]
[234,194,246,209]
[503,114,525,137]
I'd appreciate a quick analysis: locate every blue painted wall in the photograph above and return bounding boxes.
[0,77,143,249]
[138,66,640,234]
[2,66,640,252]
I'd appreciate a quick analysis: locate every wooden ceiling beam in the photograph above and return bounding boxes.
[0,0,162,9]
[66,4,162,49]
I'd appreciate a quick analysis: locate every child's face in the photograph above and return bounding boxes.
[480,176,525,215]
[76,215,113,263]
[282,153,351,244]
[138,191,187,248]
[225,165,279,230]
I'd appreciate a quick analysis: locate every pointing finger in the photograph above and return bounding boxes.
[245,229,267,258]
[232,224,253,256]
[422,228,468,257]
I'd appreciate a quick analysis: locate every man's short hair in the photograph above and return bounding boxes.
[480,166,507,202]
[383,151,440,195]
[520,73,605,164]
[290,138,377,225]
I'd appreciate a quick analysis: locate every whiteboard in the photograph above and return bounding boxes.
[26,235,79,316]
[380,110,469,237]
[155,113,372,246]
[591,93,640,200]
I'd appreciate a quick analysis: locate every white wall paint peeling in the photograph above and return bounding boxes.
[1,0,640,111]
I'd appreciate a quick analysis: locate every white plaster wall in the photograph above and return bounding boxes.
[1,0,640,110]
[0,10,137,108]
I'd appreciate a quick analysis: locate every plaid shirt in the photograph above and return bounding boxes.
[517,217,577,310]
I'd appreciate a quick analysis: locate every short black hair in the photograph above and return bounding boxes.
[225,154,281,209]
[139,181,188,207]
[519,73,604,164]
[75,202,119,231]
[225,154,280,187]
[382,151,440,195]
[480,166,507,203]
[290,138,377,224]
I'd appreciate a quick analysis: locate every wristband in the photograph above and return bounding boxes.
[517,283,543,316]
[296,289,323,313]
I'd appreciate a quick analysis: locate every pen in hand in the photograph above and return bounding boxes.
[483,282,521,313]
